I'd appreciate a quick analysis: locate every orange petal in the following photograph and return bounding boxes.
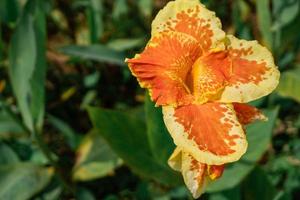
[207,165,225,180]
[233,103,267,125]
[168,147,209,198]
[219,35,280,103]
[187,51,229,103]
[127,32,201,106]
[152,0,225,53]
[163,103,247,165]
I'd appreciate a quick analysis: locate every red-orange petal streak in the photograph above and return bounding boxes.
[233,103,267,125]
[127,32,201,106]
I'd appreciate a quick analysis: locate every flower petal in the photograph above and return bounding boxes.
[127,32,201,106]
[152,0,225,52]
[207,165,225,180]
[163,103,247,165]
[233,103,267,125]
[219,35,280,103]
[168,147,209,199]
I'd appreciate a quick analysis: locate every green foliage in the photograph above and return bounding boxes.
[0,0,300,199]
[88,105,182,186]
[277,68,300,102]
[8,0,46,132]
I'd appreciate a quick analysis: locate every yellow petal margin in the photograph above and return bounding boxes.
[151,0,226,52]
[163,103,247,165]
[219,35,280,103]
[168,147,209,199]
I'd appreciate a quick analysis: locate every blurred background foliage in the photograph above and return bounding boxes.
[0,0,300,199]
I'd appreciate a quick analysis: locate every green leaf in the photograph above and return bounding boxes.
[47,115,80,150]
[242,167,276,200]
[60,45,126,66]
[256,0,273,50]
[87,0,103,43]
[0,0,19,25]
[8,0,47,132]
[88,106,182,186]
[207,108,279,192]
[112,0,128,19]
[145,93,175,164]
[0,163,53,200]
[277,68,300,102]
[107,38,145,51]
[209,186,241,200]
[72,131,122,181]
[0,109,24,138]
[0,143,19,165]
[137,0,153,18]
[76,187,96,200]
[272,0,299,29]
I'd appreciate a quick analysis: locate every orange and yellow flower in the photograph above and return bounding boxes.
[126,0,279,198]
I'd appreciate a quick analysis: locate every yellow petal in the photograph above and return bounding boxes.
[219,35,280,103]
[168,147,208,199]
[163,103,247,165]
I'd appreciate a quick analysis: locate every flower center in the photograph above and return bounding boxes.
[185,51,230,104]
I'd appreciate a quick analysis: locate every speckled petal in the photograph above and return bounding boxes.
[219,35,280,103]
[163,103,247,165]
[127,32,201,106]
[152,0,225,53]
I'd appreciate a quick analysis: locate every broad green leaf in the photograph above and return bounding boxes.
[47,115,80,150]
[0,143,19,164]
[277,68,300,102]
[73,131,122,181]
[145,93,175,164]
[88,107,182,186]
[60,45,126,66]
[0,163,53,200]
[256,0,273,50]
[242,167,276,200]
[207,108,279,192]
[9,0,47,132]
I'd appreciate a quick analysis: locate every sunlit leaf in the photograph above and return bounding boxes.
[277,68,300,102]
[73,131,122,181]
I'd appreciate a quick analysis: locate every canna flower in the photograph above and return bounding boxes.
[126,0,279,198]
